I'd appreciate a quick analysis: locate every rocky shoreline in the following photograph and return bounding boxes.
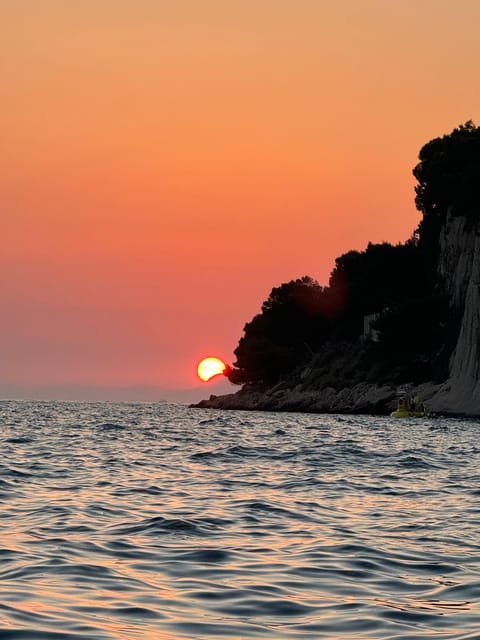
[193,379,480,417]
[193,382,398,414]
[195,381,426,414]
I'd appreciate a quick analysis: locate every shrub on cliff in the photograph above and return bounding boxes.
[414,120,480,260]
[372,293,451,382]
[328,240,428,338]
[228,277,332,384]
[228,241,431,385]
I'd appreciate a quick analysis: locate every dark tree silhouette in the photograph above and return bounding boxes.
[328,241,429,338]
[227,122,478,387]
[413,120,480,261]
[227,277,331,384]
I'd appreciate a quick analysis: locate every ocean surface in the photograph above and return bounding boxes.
[0,401,479,640]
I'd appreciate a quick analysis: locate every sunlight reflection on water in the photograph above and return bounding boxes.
[0,400,479,639]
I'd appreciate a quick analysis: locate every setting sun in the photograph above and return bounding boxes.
[197,357,227,382]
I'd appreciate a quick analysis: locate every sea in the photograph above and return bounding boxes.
[0,401,479,640]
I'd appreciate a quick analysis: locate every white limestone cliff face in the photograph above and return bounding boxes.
[432,210,480,413]
[437,210,477,308]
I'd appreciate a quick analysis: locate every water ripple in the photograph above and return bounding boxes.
[0,400,479,638]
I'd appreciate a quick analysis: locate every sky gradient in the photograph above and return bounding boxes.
[2,0,480,398]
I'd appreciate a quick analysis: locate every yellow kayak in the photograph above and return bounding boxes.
[390,396,426,418]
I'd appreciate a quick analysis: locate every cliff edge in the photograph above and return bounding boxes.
[194,123,480,416]
[430,211,480,413]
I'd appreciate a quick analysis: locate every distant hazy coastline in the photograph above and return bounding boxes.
[0,380,233,404]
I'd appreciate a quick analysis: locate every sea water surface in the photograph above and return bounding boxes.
[0,401,479,639]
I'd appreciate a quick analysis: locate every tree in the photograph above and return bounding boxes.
[227,277,331,384]
[327,241,429,338]
[413,121,480,259]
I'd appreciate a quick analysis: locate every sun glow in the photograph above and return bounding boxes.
[197,357,227,382]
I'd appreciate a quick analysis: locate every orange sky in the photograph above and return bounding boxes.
[2,0,480,396]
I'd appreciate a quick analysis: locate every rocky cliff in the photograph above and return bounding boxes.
[195,124,480,416]
[429,210,480,414]
[195,211,480,416]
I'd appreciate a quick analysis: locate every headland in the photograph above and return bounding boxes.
[195,123,480,416]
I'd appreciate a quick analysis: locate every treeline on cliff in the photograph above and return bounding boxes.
[227,121,480,390]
